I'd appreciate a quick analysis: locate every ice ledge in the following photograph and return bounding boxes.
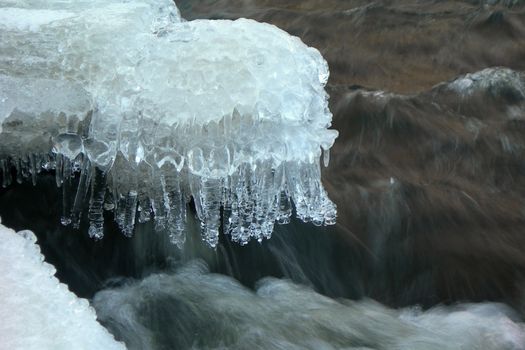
[0,74,337,247]
[0,0,338,247]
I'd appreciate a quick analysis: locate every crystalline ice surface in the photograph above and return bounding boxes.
[0,0,338,247]
[0,223,126,350]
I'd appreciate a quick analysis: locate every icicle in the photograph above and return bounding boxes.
[121,191,138,237]
[104,191,115,211]
[114,193,126,229]
[60,157,73,226]
[277,190,292,225]
[323,148,330,167]
[70,156,91,229]
[227,197,241,242]
[1,159,11,188]
[137,162,153,223]
[29,154,38,186]
[189,174,203,220]
[88,166,107,239]
[237,167,254,245]
[222,200,232,235]
[20,156,31,179]
[197,177,222,247]
[250,167,265,243]
[289,165,314,223]
[150,173,168,232]
[164,172,186,247]
[55,153,64,188]
[15,158,23,184]
[321,189,337,225]
[225,166,245,243]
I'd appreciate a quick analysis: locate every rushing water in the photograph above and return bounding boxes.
[93,260,525,350]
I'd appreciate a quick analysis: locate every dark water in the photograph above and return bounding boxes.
[177,0,525,312]
[2,0,525,349]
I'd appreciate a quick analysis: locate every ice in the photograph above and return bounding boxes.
[0,8,75,32]
[0,223,125,350]
[0,75,92,156]
[0,0,338,246]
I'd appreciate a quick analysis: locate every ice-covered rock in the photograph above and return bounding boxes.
[0,0,338,246]
[0,223,126,350]
[446,67,525,100]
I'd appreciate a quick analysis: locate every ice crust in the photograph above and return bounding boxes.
[0,0,338,246]
[447,67,525,98]
[0,222,126,350]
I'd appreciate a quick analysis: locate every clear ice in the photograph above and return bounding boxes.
[0,0,338,247]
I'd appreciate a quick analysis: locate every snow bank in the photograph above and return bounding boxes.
[0,222,125,350]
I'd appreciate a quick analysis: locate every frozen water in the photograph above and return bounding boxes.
[0,0,338,246]
[0,75,92,158]
[93,260,525,350]
[0,223,125,350]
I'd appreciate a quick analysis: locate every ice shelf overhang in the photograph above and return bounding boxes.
[0,0,338,247]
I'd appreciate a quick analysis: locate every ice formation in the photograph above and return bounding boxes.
[0,222,126,350]
[0,0,338,246]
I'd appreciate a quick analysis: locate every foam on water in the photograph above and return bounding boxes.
[93,260,525,350]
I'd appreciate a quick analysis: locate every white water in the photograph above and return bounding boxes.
[93,260,525,350]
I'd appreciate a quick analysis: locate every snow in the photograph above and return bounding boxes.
[0,222,126,350]
[0,0,338,246]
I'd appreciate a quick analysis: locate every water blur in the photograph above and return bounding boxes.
[93,260,525,350]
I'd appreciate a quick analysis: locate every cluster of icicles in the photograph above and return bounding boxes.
[0,0,338,247]
[0,150,336,247]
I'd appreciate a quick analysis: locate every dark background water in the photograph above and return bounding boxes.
[179,0,525,313]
